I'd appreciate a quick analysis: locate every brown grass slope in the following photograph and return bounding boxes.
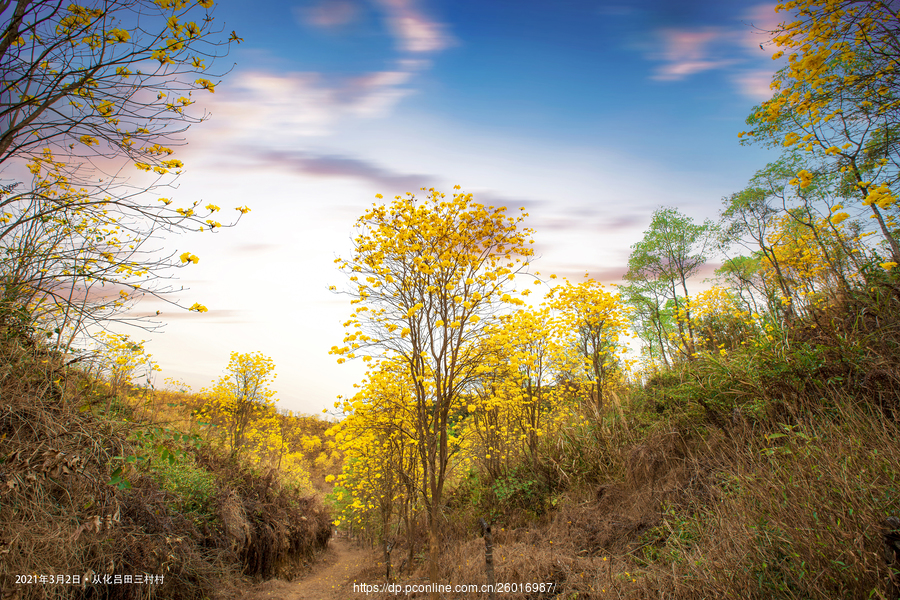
[347,281,900,599]
[0,337,332,600]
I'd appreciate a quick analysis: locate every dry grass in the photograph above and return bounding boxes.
[0,339,332,600]
[343,282,900,599]
[639,399,900,599]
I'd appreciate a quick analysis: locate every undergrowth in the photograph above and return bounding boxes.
[348,280,900,599]
[0,336,332,600]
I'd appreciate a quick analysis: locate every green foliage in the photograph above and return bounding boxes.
[149,456,217,513]
[636,506,702,567]
[491,468,541,514]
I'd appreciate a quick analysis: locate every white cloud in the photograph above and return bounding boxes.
[195,1,453,145]
[198,67,415,142]
[296,0,360,28]
[643,14,781,100]
[650,28,733,81]
[372,0,455,53]
[732,69,775,100]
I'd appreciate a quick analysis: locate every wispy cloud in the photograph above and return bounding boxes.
[201,68,416,141]
[243,149,434,189]
[138,309,246,323]
[640,5,782,99]
[650,28,733,81]
[373,0,455,53]
[604,213,646,232]
[529,206,644,235]
[549,265,629,284]
[697,261,723,281]
[233,243,280,255]
[299,0,453,53]
[731,70,775,100]
[296,0,360,29]
[197,1,454,143]
[472,191,547,214]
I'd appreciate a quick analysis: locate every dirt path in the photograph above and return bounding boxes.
[238,538,377,600]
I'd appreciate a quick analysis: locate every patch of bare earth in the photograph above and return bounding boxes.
[237,537,377,600]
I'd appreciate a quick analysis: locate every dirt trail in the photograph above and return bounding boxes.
[238,537,376,600]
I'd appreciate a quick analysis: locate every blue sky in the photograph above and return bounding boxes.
[140,0,787,414]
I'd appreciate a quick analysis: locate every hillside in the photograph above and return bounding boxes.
[333,280,900,600]
[4,0,900,599]
[0,341,335,599]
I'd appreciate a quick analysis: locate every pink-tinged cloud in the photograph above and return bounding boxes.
[189,1,453,144]
[699,261,723,279]
[651,28,733,81]
[740,3,783,54]
[373,0,455,53]
[133,309,246,323]
[200,68,416,140]
[534,212,643,233]
[297,0,360,28]
[654,59,734,81]
[546,261,722,287]
[732,70,775,100]
[246,149,432,189]
[343,70,415,117]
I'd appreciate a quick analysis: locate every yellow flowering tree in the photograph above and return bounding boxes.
[0,0,246,344]
[1,0,235,167]
[742,0,900,263]
[93,331,160,411]
[332,186,534,593]
[466,306,576,477]
[547,279,629,414]
[722,156,870,317]
[198,352,279,460]
[329,360,421,578]
[686,286,756,355]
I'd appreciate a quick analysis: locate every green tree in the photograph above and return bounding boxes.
[720,161,802,316]
[626,207,715,359]
[620,280,674,369]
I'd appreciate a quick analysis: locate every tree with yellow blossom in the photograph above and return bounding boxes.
[332,186,534,594]
[0,0,246,344]
[721,156,871,318]
[329,359,421,580]
[466,306,577,478]
[742,0,900,263]
[198,352,279,460]
[93,330,160,412]
[547,278,629,414]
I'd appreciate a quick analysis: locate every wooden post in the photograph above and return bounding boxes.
[383,539,393,582]
[883,517,900,600]
[480,518,496,600]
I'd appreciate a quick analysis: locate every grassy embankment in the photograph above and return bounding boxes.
[345,278,900,600]
[0,339,338,600]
